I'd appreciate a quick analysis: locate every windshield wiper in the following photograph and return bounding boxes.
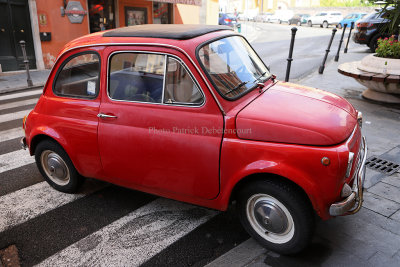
[225,80,249,95]
[253,71,268,83]
[224,71,269,96]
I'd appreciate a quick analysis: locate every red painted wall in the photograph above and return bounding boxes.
[36,0,90,68]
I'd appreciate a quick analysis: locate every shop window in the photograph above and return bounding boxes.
[89,0,115,33]
[153,2,172,24]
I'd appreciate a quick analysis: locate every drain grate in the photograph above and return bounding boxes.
[365,156,400,175]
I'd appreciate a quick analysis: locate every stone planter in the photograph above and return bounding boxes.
[338,54,400,104]
[358,54,400,75]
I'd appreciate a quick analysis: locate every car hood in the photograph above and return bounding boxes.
[236,82,357,146]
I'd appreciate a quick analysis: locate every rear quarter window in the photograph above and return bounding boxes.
[53,52,100,99]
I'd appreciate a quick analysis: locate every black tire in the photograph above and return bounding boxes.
[369,34,381,52]
[35,139,84,193]
[307,20,312,27]
[323,21,329,28]
[237,179,315,255]
[337,23,342,29]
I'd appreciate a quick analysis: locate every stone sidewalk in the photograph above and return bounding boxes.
[0,69,50,94]
[208,45,400,266]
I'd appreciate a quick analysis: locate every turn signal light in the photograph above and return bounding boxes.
[321,157,331,166]
[22,115,27,130]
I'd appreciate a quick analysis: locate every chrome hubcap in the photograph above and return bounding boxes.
[41,150,70,186]
[246,194,295,244]
[254,200,288,234]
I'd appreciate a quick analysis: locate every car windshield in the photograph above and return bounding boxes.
[198,36,270,99]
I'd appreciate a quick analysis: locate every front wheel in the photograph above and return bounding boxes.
[35,140,84,193]
[237,180,314,255]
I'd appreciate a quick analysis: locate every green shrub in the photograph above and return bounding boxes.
[375,36,400,59]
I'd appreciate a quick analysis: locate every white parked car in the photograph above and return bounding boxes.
[307,11,343,28]
[269,10,294,24]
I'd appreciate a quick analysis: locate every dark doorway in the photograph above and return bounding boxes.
[0,0,36,72]
[88,0,116,33]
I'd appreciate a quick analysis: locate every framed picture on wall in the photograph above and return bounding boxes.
[125,7,148,26]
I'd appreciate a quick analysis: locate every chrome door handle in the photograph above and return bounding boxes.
[97,113,117,119]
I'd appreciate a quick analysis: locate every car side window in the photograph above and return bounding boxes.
[164,57,204,105]
[53,52,100,98]
[109,53,165,103]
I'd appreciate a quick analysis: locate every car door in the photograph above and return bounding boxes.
[97,46,224,200]
[313,13,321,24]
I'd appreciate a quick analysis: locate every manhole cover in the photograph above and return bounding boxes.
[365,156,400,175]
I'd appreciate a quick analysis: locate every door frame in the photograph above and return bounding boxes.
[28,0,44,70]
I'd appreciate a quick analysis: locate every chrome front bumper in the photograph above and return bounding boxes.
[329,136,367,216]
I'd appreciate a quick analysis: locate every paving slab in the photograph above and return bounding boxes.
[0,70,49,94]
[367,251,400,267]
[205,238,266,267]
[382,173,400,188]
[368,182,400,203]
[364,168,386,189]
[379,145,400,164]
[389,209,400,222]
[317,211,400,257]
[363,192,400,217]
[248,236,368,267]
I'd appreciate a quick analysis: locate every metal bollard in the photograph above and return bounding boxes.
[334,24,347,61]
[19,40,33,87]
[285,27,297,82]
[344,22,354,53]
[319,28,337,74]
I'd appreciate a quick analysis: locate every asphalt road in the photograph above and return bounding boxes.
[245,22,370,81]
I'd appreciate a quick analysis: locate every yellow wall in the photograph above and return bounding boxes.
[206,0,219,25]
[174,4,200,24]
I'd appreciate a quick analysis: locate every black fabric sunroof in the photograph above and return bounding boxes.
[102,24,233,40]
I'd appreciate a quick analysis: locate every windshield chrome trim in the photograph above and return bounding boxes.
[106,50,206,108]
[52,42,226,115]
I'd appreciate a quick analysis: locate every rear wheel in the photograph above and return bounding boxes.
[323,21,329,28]
[307,20,312,27]
[337,23,342,29]
[35,140,84,193]
[237,180,315,255]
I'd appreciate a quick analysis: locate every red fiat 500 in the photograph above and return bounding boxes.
[21,24,367,254]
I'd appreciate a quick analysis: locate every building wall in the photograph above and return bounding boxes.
[206,0,219,25]
[118,0,153,26]
[36,0,89,68]
[174,4,200,24]
[34,0,205,69]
